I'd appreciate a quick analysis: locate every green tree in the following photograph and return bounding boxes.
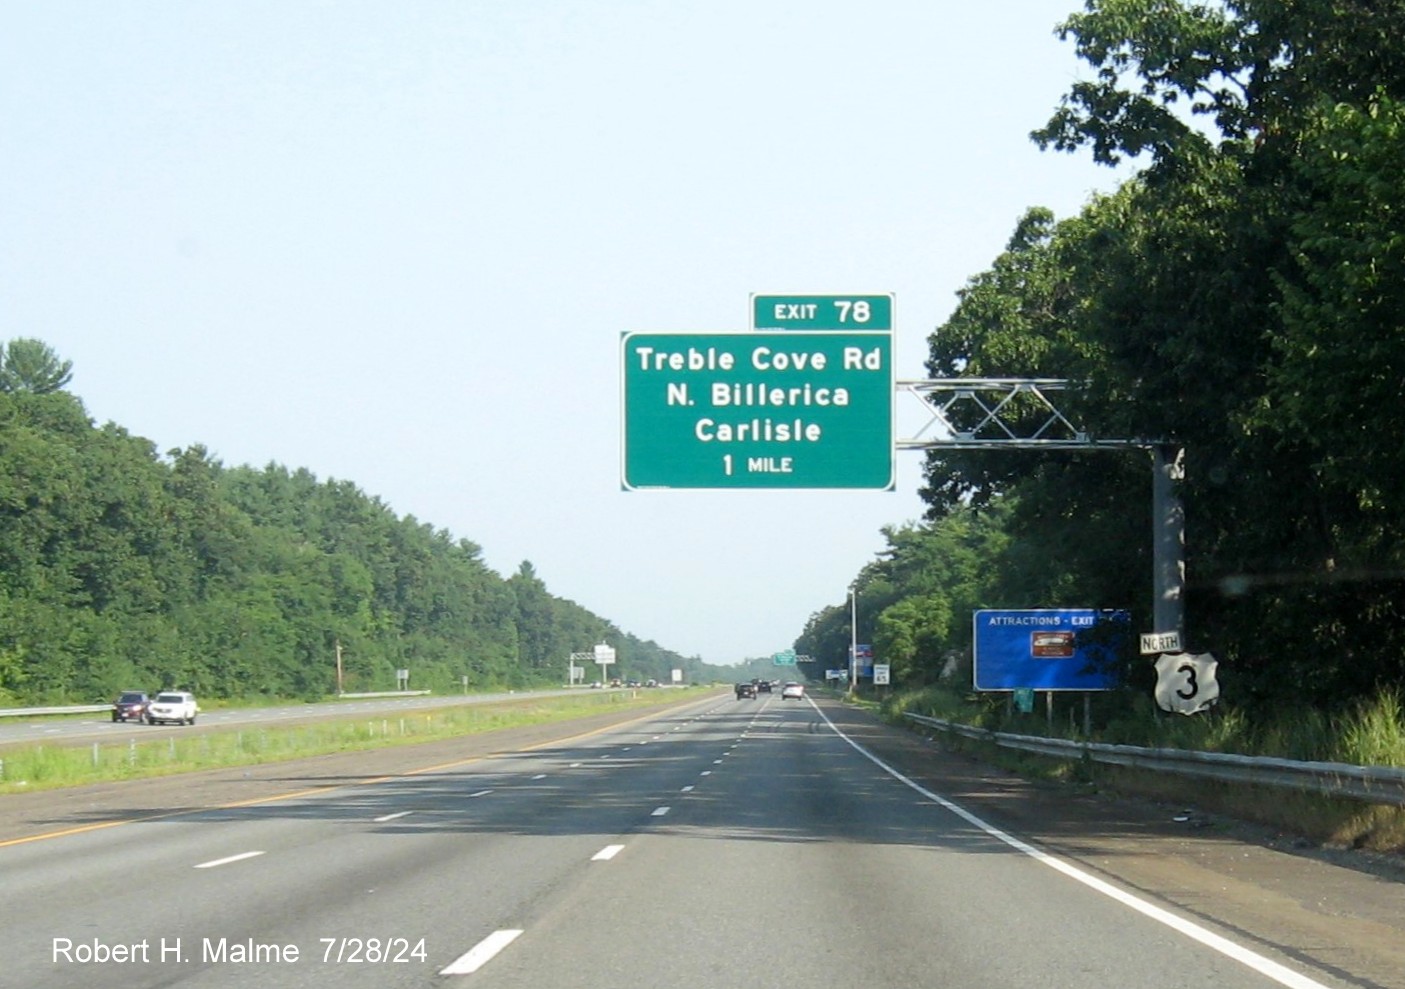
[0,338,74,394]
[958,0,1405,708]
[1266,94,1405,534]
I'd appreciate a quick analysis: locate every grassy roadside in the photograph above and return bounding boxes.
[0,688,716,795]
[861,685,1405,855]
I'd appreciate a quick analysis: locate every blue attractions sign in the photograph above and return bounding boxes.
[973,609,1127,691]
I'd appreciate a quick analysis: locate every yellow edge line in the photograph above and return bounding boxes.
[0,692,724,849]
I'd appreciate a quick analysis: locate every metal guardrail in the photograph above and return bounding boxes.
[0,691,436,718]
[0,704,112,718]
[335,691,432,699]
[903,712,1405,808]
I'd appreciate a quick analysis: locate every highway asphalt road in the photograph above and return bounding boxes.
[2,690,1401,988]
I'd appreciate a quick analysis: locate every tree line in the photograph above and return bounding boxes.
[799,0,1405,717]
[0,343,715,703]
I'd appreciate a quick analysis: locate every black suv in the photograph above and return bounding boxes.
[112,691,150,722]
[756,679,772,693]
[735,682,757,699]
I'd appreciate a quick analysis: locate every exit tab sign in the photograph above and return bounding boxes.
[752,294,893,332]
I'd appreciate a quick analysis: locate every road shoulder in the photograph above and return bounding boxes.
[817,696,1405,989]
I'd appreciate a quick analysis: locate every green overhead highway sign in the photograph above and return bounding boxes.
[752,294,893,332]
[620,331,894,490]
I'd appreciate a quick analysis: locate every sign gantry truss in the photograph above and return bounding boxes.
[894,377,1183,647]
[896,378,1148,451]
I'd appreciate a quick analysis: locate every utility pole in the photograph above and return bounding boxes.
[849,586,859,693]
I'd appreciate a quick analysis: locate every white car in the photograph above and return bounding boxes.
[146,691,199,725]
[781,682,804,700]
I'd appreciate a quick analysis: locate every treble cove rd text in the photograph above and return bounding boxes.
[631,344,884,372]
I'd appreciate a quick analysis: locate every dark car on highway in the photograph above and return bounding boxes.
[735,682,757,699]
[111,691,150,722]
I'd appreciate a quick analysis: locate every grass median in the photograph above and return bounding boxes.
[0,688,713,795]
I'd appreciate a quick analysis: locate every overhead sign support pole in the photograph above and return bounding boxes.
[1152,443,1185,646]
[896,379,1184,653]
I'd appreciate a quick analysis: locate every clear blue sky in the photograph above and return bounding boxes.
[2,1,1129,668]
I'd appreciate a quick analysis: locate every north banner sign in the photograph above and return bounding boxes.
[620,331,894,489]
[1139,630,1182,654]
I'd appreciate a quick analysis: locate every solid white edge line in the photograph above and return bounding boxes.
[439,929,523,975]
[372,810,414,823]
[193,850,265,869]
[807,699,1333,989]
[592,844,625,861]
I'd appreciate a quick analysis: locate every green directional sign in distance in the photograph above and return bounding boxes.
[752,294,893,332]
[773,650,797,666]
[621,331,894,490]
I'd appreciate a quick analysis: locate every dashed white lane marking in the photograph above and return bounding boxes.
[469,789,493,798]
[592,844,625,861]
[700,771,712,776]
[440,929,523,975]
[532,774,547,780]
[651,806,670,817]
[194,850,265,869]
[681,785,694,792]
[373,811,414,822]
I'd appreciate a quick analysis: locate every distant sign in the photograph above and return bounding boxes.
[973,609,1126,691]
[773,649,797,666]
[873,664,891,686]
[848,643,874,677]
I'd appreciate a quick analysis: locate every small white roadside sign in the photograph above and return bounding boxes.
[1140,630,1182,655]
